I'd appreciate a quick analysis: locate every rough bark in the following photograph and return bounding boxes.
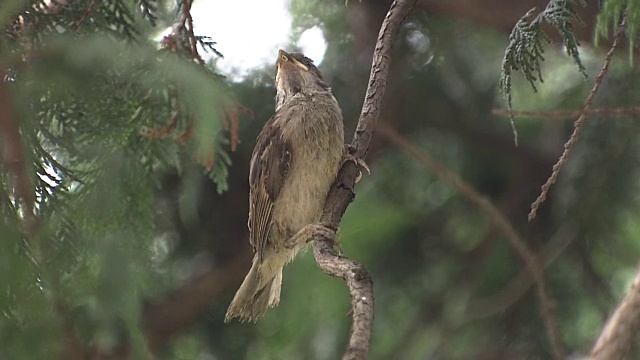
[590,265,640,360]
[312,0,418,359]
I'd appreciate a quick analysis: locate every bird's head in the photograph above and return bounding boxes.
[275,50,329,108]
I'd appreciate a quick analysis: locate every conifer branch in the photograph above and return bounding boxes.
[72,0,99,31]
[528,16,626,221]
[500,0,587,144]
[492,106,640,119]
[175,0,205,66]
[0,67,35,231]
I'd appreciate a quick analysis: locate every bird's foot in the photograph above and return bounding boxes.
[343,145,370,183]
[284,223,337,249]
[311,223,342,254]
[311,223,337,243]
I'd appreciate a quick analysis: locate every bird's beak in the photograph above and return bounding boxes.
[278,49,289,63]
[276,50,309,84]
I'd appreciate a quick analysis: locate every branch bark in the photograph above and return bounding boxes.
[312,1,417,359]
[492,106,640,119]
[589,264,640,360]
[0,67,35,232]
[470,126,633,321]
[528,16,626,221]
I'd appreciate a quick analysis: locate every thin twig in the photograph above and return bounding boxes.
[528,17,626,221]
[0,68,35,231]
[492,106,640,119]
[72,0,99,31]
[589,264,640,360]
[179,0,205,67]
[314,1,417,359]
[470,127,633,319]
[378,123,565,360]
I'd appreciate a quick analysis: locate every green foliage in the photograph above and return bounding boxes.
[138,0,160,26]
[3,1,640,359]
[596,0,640,62]
[289,0,349,52]
[1,1,232,357]
[500,0,586,142]
[0,0,30,28]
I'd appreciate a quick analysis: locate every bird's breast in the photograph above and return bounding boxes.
[270,97,344,245]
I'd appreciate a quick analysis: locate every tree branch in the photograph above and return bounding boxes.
[313,1,417,359]
[72,0,99,31]
[0,67,35,231]
[528,16,626,221]
[470,126,633,320]
[377,123,565,360]
[176,0,205,67]
[589,264,640,360]
[492,106,640,119]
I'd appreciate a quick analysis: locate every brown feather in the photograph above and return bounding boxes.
[248,112,292,262]
[226,50,344,322]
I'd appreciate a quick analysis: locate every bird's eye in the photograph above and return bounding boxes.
[280,54,288,62]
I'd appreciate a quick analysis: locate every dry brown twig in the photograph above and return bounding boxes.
[314,1,417,359]
[528,17,627,222]
[177,0,205,66]
[149,1,244,170]
[470,127,633,320]
[0,66,35,233]
[377,123,565,360]
[492,106,640,119]
[72,0,99,31]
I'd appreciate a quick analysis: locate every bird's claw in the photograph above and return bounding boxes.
[286,223,334,249]
[311,223,336,243]
[343,152,370,183]
[311,223,343,253]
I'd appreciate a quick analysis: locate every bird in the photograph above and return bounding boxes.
[224,50,345,322]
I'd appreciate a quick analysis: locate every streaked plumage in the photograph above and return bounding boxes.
[225,50,344,322]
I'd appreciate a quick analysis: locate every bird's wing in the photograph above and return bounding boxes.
[248,112,292,263]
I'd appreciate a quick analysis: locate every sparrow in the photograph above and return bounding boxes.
[224,50,345,322]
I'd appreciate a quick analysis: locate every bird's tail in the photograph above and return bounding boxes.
[224,255,283,323]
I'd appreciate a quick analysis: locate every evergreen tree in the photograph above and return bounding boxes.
[1,0,640,359]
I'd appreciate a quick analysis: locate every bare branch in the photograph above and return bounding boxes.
[589,264,640,360]
[177,0,206,67]
[377,123,565,360]
[312,244,373,360]
[313,1,417,359]
[72,0,99,31]
[471,128,633,320]
[0,68,35,230]
[528,17,626,221]
[492,106,640,119]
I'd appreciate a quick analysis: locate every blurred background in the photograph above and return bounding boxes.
[1,0,639,359]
